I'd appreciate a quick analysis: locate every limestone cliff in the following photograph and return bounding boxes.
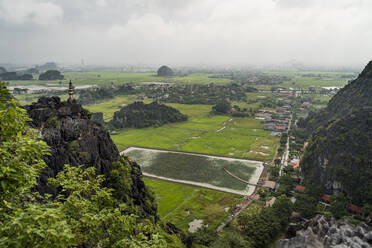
[24,96,157,219]
[300,61,372,205]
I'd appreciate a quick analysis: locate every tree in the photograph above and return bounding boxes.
[274,159,281,166]
[269,166,280,179]
[0,82,49,210]
[189,227,217,247]
[211,230,252,248]
[0,83,182,247]
[294,194,317,218]
[212,100,231,114]
[330,193,349,219]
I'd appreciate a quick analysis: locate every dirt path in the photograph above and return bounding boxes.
[216,194,259,232]
[216,118,233,132]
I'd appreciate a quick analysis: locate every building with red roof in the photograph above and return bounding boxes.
[295,185,306,193]
[320,195,331,204]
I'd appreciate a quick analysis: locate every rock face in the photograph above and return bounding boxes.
[24,97,156,218]
[301,109,372,204]
[157,65,174,77]
[276,215,372,248]
[91,112,105,126]
[302,60,372,135]
[110,101,187,129]
[25,96,117,192]
[38,70,64,80]
[300,61,372,205]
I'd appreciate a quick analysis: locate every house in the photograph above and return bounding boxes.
[275,126,287,132]
[295,185,306,193]
[320,195,331,204]
[264,123,276,131]
[347,205,364,217]
[262,181,277,190]
[289,159,300,170]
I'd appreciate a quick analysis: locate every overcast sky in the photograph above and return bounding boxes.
[1,0,371,67]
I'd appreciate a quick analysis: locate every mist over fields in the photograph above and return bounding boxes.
[1,0,372,67]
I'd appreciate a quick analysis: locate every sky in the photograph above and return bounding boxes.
[1,0,372,68]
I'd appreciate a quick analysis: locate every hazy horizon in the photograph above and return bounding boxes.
[1,0,372,68]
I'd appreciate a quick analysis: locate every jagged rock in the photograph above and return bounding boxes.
[276,215,372,248]
[364,231,372,242]
[276,227,323,248]
[91,112,104,126]
[110,101,187,129]
[24,96,156,219]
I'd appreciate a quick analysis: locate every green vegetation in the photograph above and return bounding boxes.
[143,178,242,231]
[110,101,187,129]
[0,84,183,247]
[264,70,354,88]
[84,95,142,120]
[113,118,278,161]
[126,148,260,193]
[111,103,279,161]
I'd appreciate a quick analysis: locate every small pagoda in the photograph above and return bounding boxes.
[68,80,75,103]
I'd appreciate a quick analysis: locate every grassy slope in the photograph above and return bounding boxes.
[144,178,242,231]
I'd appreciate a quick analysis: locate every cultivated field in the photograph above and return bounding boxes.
[7,72,230,86]
[143,178,242,231]
[112,103,279,161]
[123,147,263,195]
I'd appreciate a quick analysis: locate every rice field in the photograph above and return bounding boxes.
[123,147,264,195]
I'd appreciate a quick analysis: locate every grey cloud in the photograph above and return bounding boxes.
[0,0,371,67]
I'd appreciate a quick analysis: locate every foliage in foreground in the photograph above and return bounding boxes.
[0,83,183,247]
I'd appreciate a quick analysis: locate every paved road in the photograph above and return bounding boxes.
[279,113,292,176]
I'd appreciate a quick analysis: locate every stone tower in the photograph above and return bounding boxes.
[68,80,75,103]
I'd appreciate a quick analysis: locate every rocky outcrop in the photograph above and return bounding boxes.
[276,215,372,248]
[38,70,64,80]
[299,61,372,205]
[300,109,372,204]
[25,96,117,192]
[91,112,105,126]
[24,97,157,219]
[110,101,187,129]
[157,65,174,77]
[0,71,33,80]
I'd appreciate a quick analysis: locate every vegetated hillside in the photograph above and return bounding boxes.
[38,69,64,80]
[0,71,33,80]
[157,65,174,77]
[0,91,185,247]
[24,97,158,218]
[110,101,187,129]
[300,61,372,206]
[301,109,372,205]
[302,60,372,134]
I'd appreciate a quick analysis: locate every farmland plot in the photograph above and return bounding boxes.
[123,147,263,195]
